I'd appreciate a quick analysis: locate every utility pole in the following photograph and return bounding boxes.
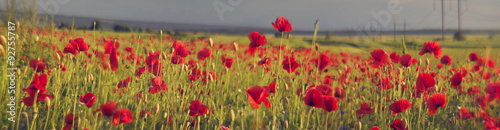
[394,20,396,42]
[441,0,445,40]
[457,0,461,32]
[404,20,406,42]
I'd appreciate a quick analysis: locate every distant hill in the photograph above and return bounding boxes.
[2,12,500,36]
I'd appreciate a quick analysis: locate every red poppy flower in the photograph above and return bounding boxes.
[246,86,271,109]
[139,110,152,118]
[322,96,338,112]
[486,58,496,69]
[457,108,475,120]
[258,57,271,66]
[112,108,133,126]
[171,55,185,64]
[189,69,202,81]
[70,38,90,52]
[145,51,164,75]
[390,52,400,63]
[22,73,51,106]
[149,76,168,94]
[485,82,500,101]
[390,119,408,130]
[145,51,161,66]
[110,48,119,71]
[399,54,413,67]
[415,73,436,95]
[29,59,46,72]
[356,102,373,117]
[389,99,412,116]
[100,101,117,116]
[427,92,447,115]
[63,43,78,55]
[282,55,299,73]
[65,113,77,124]
[117,76,131,89]
[124,47,134,54]
[104,40,120,54]
[272,16,293,33]
[79,93,96,107]
[173,41,190,57]
[450,73,463,88]
[189,100,209,117]
[334,87,345,99]
[307,85,333,96]
[467,86,480,96]
[248,31,267,48]
[313,53,330,71]
[440,55,452,66]
[469,52,478,61]
[221,55,234,68]
[220,125,231,130]
[62,124,75,130]
[370,126,381,130]
[370,49,390,68]
[197,48,211,61]
[419,41,442,59]
[303,89,325,108]
[135,66,147,78]
[268,82,276,94]
[475,95,489,109]
[437,64,443,69]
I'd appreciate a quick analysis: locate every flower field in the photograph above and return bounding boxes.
[0,16,500,130]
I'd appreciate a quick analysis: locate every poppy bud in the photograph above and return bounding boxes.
[230,109,235,122]
[425,58,430,66]
[162,52,168,60]
[209,74,214,82]
[22,66,27,75]
[170,47,175,53]
[232,42,239,51]
[285,97,289,104]
[143,47,149,55]
[418,59,422,66]
[0,35,7,44]
[196,63,201,70]
[183,65,188,72]
[144,95,148,103]
[285,120,289,129]
[21,112,28,118]
[356,121,362,130]
[0,45,4,55]
[208,38,214,47]
[88,74,94,82]
[56,53,61,61]
[315,43,319,51]
[154,103,160,114]
[45,97,51,108]
[181,64,185,70]
[16,21,20,30]
[284,83,289,91]
[212,63,215,70]
[15,68,21,76]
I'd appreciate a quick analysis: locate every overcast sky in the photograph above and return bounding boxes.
[2,0,500,30]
